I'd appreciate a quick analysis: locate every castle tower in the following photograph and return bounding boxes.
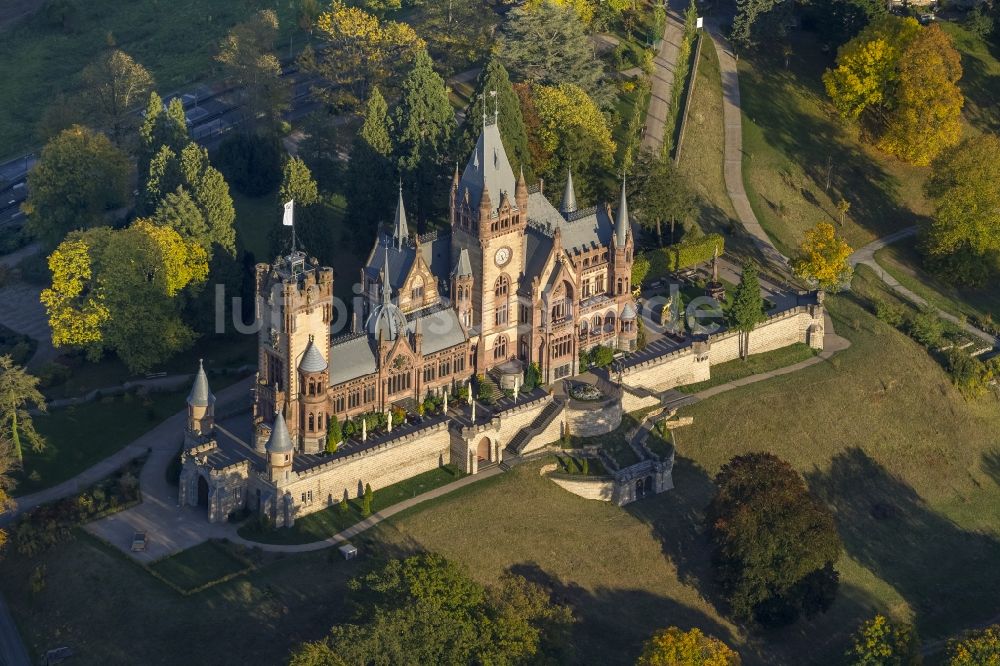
[254,251,334,450]
[186,359,215,440]
[611,177,634,298]
[298,335,329,453]
[451,248,473,328]
[266,406,295,485]
[450,120,527,373]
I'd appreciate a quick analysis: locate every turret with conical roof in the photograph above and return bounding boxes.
[266,406,295,484]
[186,359,215,437]
[560,166,577,216]
[299,335,329,451]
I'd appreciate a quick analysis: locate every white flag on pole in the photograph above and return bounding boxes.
[282,200,294,226]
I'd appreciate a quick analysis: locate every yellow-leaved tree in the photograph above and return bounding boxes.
[40,236,111,348]
[305,0,423,112]
[792,222,854,291]
[823,17,963,166]
[947,624,1000,666]
[524,0,595,23]
[636,627,740,666]
[530,82,616,202]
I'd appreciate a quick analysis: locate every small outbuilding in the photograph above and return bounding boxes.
[338,543,358,560]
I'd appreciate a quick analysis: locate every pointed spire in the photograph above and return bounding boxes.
[381,242,391,306]
[614,174,629,248]
[266,405,293,454]
[393,183,409,249]
[560,166,577,216]
[187,359,214,407]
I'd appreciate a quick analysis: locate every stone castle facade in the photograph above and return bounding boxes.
[177,121,826,529]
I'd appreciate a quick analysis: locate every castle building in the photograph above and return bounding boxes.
[252,118,638,453]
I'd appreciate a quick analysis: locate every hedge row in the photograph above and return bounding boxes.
[644,234,725,282]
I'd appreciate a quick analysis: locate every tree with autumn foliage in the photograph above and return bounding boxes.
[217,9,290,132]
[637,627,740,666]
[947,624,1000,666]
[303,1,423,113]
[527,82,615,203]
[792,222,853,291]
[80,49,154,145]
[922,134,1000,286]
[823,17,963,166]
[846,614,920,666]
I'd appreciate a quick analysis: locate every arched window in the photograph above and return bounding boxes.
[493,335,508,360]
[605,311,617,332]
[308,413,315,431]
[411,276,424,301]
[494,276,509,326]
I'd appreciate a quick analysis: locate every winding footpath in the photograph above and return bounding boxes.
[849,228,998,348]
[707,22,790,268]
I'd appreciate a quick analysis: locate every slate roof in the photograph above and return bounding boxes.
[265,409,294,454]
[187,359,214,407]
[560,168,577,214]
[363,233,452,291]
[407,306,467,354]
[459,121,517,211]
[328,334,378,387]
[299,339,328,373]
[452,248,472,277]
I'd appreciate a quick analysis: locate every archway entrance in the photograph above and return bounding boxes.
[476,437,491,462]
[197,475,209,506]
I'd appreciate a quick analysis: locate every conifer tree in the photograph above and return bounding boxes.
[139,93,189,185]
[462,57,532,177]
[394,49,454,225]
[346,88,396,248]
[729,262,766,360]
[325,415,342,454]
[280,157,319,207]
[362,482,373,516]
[0,356,46,465]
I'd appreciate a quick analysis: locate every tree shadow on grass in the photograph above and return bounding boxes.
[981,448,1000,487]
[510,561,738,666]
[806,447,1000,639]
[740,39,929,239]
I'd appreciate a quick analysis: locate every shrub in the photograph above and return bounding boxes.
[874,299,905,328]
[578,350,590,373]
[644,234,725,282]
[338,497,349,515]
[362,483,373,517]
[523,362,542,391]
[476,375,496,404]
[581,458,590,475]
[906,307,945,348]
[590,345,615,368]
[326,415,342,453]
[945,347,998,398]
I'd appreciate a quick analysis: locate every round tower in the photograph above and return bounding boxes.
[266,406,294,485]
[186,359,215,438]
[298,335,329,454]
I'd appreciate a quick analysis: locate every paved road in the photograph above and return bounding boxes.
[641,3,685,153]
[0,593,30,666]
[707,22,790,269]
[849,228,998,348]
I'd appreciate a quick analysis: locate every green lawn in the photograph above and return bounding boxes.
[941,21,1000,135]
[148,540,253,593]
[677,342,818,393]
[238,464,465,546]
[739,30,929,258]
[15,389,188,496]
[0,0,301,157]
[676,37,743,244]
[874,235,1000,325]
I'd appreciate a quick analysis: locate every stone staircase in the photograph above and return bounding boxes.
[505,397,566,456]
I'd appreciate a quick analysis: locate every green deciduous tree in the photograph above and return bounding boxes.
[462,56,533,177]
[708,452,841,626]
[280,157,319,207]
[728,262,766,360]
[922,135,1000,286]
[731,0,784,48]
[217,10,290,132]
[394,49,454,224]
[502,1,610,108]
[637,626,741,666]
[80,49,154,144]
[846,614,919,666]
[24,125,130,250]
[288,554,572,665]
[636,154,697,246]
[0,356,46,465]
